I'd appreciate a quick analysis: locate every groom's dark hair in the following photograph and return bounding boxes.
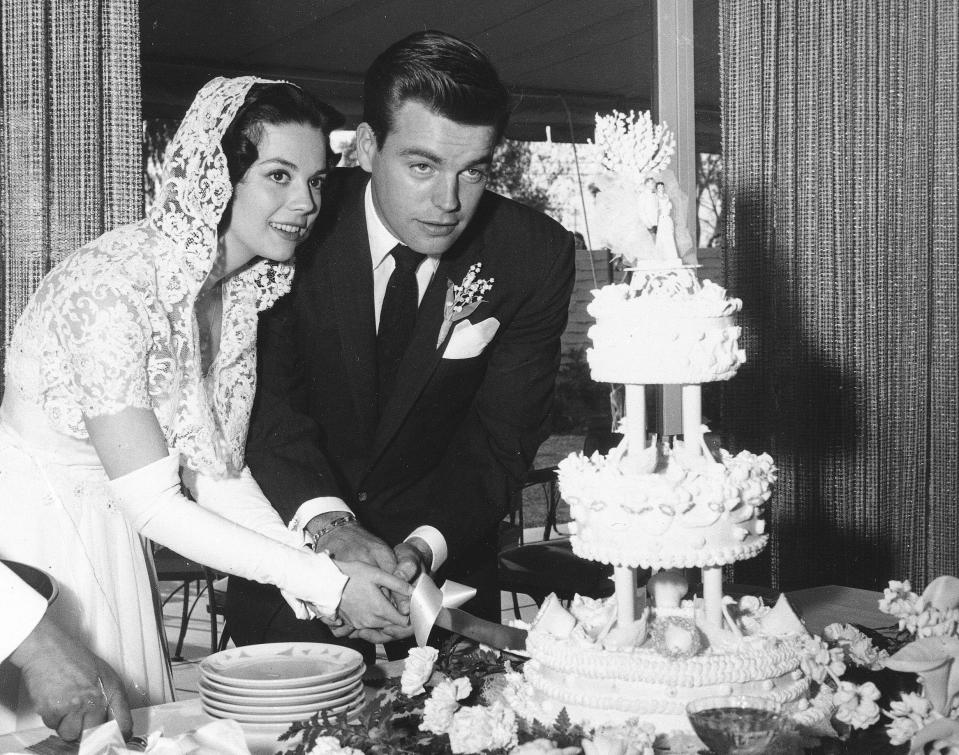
[363,30,511,148]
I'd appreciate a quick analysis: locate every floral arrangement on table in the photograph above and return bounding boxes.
[276,640,654,755]
[274,577,959,755]
[588,109,693,267]
[875,576,959,753]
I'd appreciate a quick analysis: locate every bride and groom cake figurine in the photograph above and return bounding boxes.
[636,176,680,264]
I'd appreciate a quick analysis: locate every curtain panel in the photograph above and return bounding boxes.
[719,0,958,590]
[0,0,141,395]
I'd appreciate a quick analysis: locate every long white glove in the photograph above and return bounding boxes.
[109,452,346,619]
[190,467,303,550]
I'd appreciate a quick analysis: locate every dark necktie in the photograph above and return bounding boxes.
[376,244,422,409]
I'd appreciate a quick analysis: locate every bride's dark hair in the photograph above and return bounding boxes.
[218,82,343,230]
[221,83,343,184]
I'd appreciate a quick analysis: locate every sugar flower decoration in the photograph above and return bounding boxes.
[885,692,939,746]
[880,577,959,638]
[833,680,882,729]
[437,263,494,347]
[823,622,888,670]
[401,646,438,696]
[799,635,847,683]
[593,110,675,189]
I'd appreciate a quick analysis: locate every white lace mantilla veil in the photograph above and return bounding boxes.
[9,76,294,476]
[146,76,295,475]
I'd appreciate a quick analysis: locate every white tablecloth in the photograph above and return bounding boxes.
[0,659,404,755]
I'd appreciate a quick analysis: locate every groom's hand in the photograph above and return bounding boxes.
[307,514,397,573]
[392,538,432,617]
[394,539,432,582]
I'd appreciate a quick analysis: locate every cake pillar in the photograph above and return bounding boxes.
[613,566,635,626]
[681,384,702,454]
[625,384,647,450]
[703,565,723,628]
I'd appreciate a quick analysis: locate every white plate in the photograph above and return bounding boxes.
[200,683,363,716]
[201,687,364,721]
[200,643,364,689]
[199,675,363,707]
[200,663,365,697]
[202,689,365,724]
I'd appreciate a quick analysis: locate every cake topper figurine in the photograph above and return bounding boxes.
[590,109,693,267]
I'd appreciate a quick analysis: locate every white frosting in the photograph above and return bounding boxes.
[558,442,776,570]
[585,281,746,385]
[511,271,819,744]
[520,616,819,737]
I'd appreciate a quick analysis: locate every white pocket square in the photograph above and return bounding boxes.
[442,317,500,359]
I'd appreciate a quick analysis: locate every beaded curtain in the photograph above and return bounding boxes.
[0,0,142,395]
[719,0,958,590]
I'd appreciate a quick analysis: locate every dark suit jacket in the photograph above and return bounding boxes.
[243,166,574,588]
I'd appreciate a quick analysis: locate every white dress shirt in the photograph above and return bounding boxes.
[289,180,448,571]
[0,561,47,662]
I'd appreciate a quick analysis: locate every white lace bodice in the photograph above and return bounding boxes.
[3,77,294,476]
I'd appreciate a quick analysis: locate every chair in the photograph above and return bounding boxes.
[152,545,227,659]
[498,453,618,617]
[207,574,231,653]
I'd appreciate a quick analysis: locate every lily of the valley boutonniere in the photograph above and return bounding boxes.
[436,263,494,348]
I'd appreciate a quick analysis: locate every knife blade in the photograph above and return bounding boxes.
[434,606,528,651]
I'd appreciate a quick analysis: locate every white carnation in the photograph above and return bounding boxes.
[400,646,438,696]
[306,736,363,755]
[447,702,517,754]
[419,676,471,735]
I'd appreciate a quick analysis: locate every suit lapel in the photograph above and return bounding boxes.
[328,187,378,443]
[369,240,480,463]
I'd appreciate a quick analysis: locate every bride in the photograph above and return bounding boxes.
[0,77,411,732]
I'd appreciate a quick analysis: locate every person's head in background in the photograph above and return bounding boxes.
[355,30,511,255]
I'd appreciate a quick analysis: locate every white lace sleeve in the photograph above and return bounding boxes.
[52,278,154,419]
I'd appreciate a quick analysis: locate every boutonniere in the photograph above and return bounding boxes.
[435,263,494,347]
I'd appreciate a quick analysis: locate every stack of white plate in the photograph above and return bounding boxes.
[198,642,366,730]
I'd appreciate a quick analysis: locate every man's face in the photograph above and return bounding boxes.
[356,100,497,255]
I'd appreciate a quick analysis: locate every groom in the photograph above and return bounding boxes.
[227,30,575,652]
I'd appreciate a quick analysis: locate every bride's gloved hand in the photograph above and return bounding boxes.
[109,451,348,619]
[185,466,303,549]
[334,560,412,636]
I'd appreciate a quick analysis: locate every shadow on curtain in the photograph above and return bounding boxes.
[0,0,141,396]
[719,0,958,590]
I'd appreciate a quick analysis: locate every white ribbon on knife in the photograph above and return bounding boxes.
[410,573,476,646]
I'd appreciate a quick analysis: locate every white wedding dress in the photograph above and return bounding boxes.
[0,77,301,733]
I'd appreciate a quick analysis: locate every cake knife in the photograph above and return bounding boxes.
[433,606,529,652]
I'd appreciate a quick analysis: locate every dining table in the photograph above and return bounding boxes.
[0,584,896,755]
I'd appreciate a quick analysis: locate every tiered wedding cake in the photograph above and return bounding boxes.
[509,112,830,742]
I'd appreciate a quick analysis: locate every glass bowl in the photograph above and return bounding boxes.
[686,695,786,754]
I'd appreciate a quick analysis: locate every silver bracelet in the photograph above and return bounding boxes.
[308,513,357,549]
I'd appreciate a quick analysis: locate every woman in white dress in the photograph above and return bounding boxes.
[0,77,411,733]
[654,180,679,261]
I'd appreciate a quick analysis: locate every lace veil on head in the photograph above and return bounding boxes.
[147,76,297,476]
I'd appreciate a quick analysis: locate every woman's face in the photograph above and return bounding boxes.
[220,122,328,273]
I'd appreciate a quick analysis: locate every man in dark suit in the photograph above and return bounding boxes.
[226,30,575,654]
